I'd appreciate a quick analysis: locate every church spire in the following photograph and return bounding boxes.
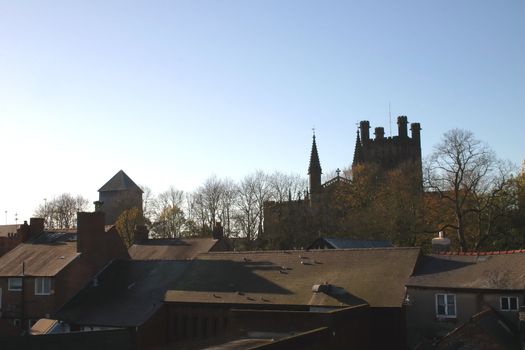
[308,133,322,195]
[352,129,364,167]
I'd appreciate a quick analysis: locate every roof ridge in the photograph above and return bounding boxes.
[435,249,525,256]
[203,247,420,255]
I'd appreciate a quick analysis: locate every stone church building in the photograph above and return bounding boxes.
[262,116,422,249]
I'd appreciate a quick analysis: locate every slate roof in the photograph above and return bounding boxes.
[0,232,79,277]
[54,259,190,327]
[308,237,393,250]
[407,252,525,290]
[129,237,222,260]
[98,170,142,193]
[434,308,521,350]
[165,247,421,308]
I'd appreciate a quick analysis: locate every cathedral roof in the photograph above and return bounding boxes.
[98,170,143,193]
[308,135,322,175]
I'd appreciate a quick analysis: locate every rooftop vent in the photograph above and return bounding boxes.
[312,283,332,293]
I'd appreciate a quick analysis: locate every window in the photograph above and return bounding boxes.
[8,278,22,291]
[436,293,456,318]
[34,277,51,295]
[501,296,519,311]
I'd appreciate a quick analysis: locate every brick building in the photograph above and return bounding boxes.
[0,212,129,334]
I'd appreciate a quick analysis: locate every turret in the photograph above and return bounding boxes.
[410,122,421,145]
[397,116,408,138]
[374,127,385,140]
[308,134,322,195]
[359,121,370,142]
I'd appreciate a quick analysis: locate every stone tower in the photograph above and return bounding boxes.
[352,116,422,185]
[98,170,143,225]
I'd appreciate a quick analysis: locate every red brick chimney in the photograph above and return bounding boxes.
[133,225,149,243]
[77,212,106,253]
[30,218,45,236]
[18,221,31,242]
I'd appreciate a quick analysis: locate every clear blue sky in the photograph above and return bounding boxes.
[1,0,524,223]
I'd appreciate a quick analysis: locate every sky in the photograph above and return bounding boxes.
[1,0,524,223]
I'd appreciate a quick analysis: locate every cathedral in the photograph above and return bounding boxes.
[262,116,422,249]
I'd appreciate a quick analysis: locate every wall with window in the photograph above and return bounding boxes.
[405,287,523,348]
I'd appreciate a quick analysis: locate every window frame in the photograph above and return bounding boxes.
[34,277,52,296]
[435,293,457,318]
[8,278,22,292]
[500,296,519,311]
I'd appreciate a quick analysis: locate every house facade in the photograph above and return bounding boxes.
[0,212,129,334]
[405,251,525,348]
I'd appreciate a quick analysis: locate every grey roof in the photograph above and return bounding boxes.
[54,259,190,327]
[308,237,393,249]
[129,237,224,260]
[434,308,520,349]
[166,247,421,308]
[98,170,142,193]
[407,252,525,291]
[0,235,79,277]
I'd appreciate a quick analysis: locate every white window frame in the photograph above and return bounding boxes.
[8,277,22,292]
[435,293,456,318]
[34,277,51,295]
[500,296,519,311]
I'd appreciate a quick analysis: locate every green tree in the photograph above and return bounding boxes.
[115,207,144,248]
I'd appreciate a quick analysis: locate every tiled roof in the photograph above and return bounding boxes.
[166,247,421,308]
[98,170,142,193]
[407,252,525,290]
[129,237,221,260]
[54,260,190,327]
[0,240,79,277]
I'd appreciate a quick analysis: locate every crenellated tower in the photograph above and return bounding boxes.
[352,116,422,185]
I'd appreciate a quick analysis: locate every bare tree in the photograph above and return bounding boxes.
[268,171,307,202]
[218,178,237,238]
[33,193,89,229]
[140,185,155,224]
[234,175,259,241]
[425,129,512,251]
[150,186,186,238]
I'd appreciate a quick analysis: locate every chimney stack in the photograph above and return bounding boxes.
[29,218,45,237]
[77,212,105,253]
[134,224,149,243]
[212,222,224,240]
[18,221,31,242]
[359,121,370,142]
[432,231,451,254]
[397,116,408,138]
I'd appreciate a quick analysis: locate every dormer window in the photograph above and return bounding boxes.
[35,277,51,295]
[8,278,22,291]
